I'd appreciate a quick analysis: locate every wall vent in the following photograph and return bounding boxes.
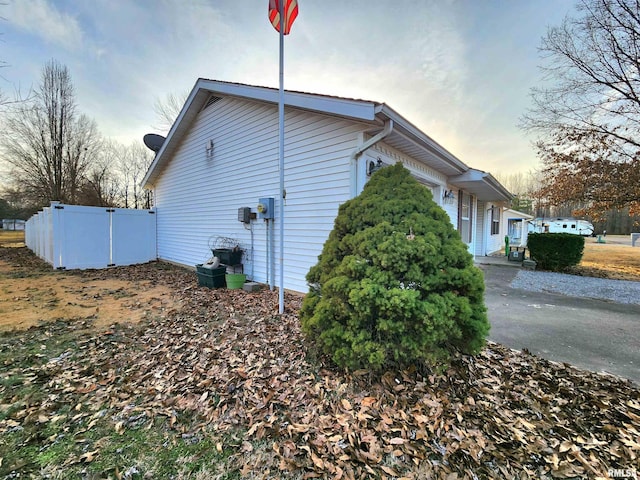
[202,95,222,111]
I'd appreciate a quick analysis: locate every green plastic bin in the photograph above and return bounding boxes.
[212,248,242,265]
[196,265,226,288]
[225,273,246,289]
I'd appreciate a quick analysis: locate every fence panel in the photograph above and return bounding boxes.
[111,208,157,266]
[55,205,110,269]
[25,202,157,270]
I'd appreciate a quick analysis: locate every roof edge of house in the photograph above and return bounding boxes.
[142,80,509,198]
[375,104,468,175]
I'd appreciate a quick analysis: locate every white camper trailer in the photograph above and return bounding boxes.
[528,218,595,236]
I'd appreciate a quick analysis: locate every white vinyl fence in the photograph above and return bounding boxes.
[26,202,157,270]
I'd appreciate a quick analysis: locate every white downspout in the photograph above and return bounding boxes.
[486,206,492,257]
[349,120,394,197]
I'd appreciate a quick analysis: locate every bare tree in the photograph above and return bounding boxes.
[0,2,7,106]
[153,90,189,133]
[495,170,545,215]
[112,141,154,209]
[1,60,100,206]
[521,0,640,217]
[80,163,120,207]
[80,142,121,207]
[523,0,640,153]
[127,142,154,208]
[72,139,153,208]
[0,5,29,108]
[495,172,528,196]
[0,61,7,107]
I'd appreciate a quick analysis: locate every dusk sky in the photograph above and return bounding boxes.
[1,0,576,177]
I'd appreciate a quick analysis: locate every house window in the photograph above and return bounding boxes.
[491,207,500,235]
[458,191,472,243]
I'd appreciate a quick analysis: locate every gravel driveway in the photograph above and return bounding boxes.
[511,270,640,305]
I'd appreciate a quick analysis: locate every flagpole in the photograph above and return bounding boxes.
[278,0,285,314]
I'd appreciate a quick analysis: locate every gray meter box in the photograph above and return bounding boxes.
[257,197,275,219]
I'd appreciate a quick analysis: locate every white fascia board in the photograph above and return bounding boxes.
[449,169,487,183]
[142,79,207,188]
[483,172,514,200]
[375,104,468,173]
[450,169,513,202]
[198,79,378,121]
[505,208,534,219]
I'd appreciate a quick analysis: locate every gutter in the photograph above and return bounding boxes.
[376,105,468,174]
[349,120,394,197]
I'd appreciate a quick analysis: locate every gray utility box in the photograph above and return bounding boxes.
[508,249,524,262]
[257,197,275,219]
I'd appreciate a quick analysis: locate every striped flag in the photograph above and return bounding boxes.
[268,0,298,35]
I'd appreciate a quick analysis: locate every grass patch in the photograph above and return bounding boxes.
[5,415,242,479]
[0,320,243,479]
[1,269,52,280]
[0,230,25,247]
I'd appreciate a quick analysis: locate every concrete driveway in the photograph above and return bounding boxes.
[479,261,640,385]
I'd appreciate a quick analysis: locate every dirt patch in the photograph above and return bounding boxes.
[0,276,176,332]
[0,246,181,332]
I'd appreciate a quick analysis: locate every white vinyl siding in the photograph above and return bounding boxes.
[152,96,365,292]
[486,202,503,254]
[477,202,504,256]
[442,185,458,230]
[150,92,508,291]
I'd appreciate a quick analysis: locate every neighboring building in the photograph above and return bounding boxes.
[1,219,25,231]
[142,79,512,293]
[502,208,534,251]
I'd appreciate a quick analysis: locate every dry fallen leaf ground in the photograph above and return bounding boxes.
[1,233,639,479]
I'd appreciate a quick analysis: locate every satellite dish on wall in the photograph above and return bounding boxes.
[143,133,166,152]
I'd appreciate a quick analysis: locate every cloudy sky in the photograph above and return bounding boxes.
[1,0,576,176]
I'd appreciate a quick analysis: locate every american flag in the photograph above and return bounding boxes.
[268,0,299,35]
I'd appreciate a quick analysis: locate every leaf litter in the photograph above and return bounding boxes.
[1,246,639,479]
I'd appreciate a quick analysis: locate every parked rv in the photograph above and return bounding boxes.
[527,218,595,237]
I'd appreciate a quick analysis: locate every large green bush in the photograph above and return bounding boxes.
[300,163,489,372]
[527,233,585,271]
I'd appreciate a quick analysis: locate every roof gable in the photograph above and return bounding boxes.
[141,79,512,202]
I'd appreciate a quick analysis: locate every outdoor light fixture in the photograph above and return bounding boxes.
[205,139,214,159]
[367,158,384,176]
[443,189,456,204]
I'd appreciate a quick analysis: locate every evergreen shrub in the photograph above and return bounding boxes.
[527,233,585,271]
[300,163,489,372]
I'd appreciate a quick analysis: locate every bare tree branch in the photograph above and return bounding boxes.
[522,0,640,217]
[0,60,101,207]
[152,91,189,134]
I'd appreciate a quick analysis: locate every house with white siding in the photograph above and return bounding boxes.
[502,208,534,249]
[141,79,512,293]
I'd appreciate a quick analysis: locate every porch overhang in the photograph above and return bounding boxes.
[448,169,513,202]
